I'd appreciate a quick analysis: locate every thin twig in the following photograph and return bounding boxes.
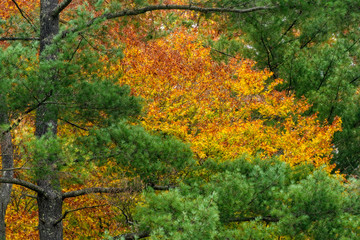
[62,187,130,199]
[11,0,38,32]
[59,118,88,131]
[53,204,108,226]
[68,36,84,62]
[203,44,238,59]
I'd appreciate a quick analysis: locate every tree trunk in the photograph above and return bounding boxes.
[0,101,14,240]
[37,0,62,239]
[37,182,63,240]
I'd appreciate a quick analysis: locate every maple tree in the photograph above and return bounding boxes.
[118,28,341,169]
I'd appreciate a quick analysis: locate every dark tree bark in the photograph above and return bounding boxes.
[0,97,14,240]
[36,0,63,239]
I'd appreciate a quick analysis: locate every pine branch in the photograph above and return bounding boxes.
[114,215,279,239]
[52,0,74,17]
[0,177,46,195]
[0,91,53,137]
[62,187,129,199]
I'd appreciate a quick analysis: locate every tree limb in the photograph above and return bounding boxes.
[327,80,341,122]
[350,75,360,84]
[148,184,176,190]
[52,204,108,226]
[260,34,277,78]
[203,44,238,59]
[229,216,279,224]
[59,118,88,131]
[67,36,84,62]
[103,5,274,20]
[62,187,129,199]
[114,231,150,240]
[0,37,39,41]
[0,177,46,196]
[300,23,327,49]
[63,4,275,37]
[1,91,53,137]
[0,167,30,171]
[52,0,74,17]
[317,58,334,90]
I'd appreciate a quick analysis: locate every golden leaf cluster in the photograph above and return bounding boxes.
[118,28,341,170]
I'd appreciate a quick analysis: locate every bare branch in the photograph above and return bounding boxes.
[203,44,238,59]
[68,36,84,62]
[317,58,334,90]
[53,204,108,226]
[23,194,37,199]
[62,187,129,199]
[59,118,88,131]
[148,184,175,190]
[229,216,279,224]
[0,167,30,172]
[350,75,360,84]
[52,0,74,17]
[63,4,275,37]
[0,37,39,41]
[0,177,46,195]
[300,23,327,49]
[103,5,275,20]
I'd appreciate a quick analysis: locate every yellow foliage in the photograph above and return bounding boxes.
[117,29,341,171]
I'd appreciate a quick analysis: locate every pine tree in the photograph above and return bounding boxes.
[0,0,274,239]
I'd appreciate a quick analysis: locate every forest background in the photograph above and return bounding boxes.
[0,0,360,239]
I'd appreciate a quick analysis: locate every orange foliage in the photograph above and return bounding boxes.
[118,28,341,170]
[0,0,40,48]
[5,185,38,239]
[62,184,128,239]
[5,166,128,239]
[0,0,39,19]
[2,119,126,239]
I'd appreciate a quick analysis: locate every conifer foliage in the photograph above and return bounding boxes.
[0,0,360,239]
